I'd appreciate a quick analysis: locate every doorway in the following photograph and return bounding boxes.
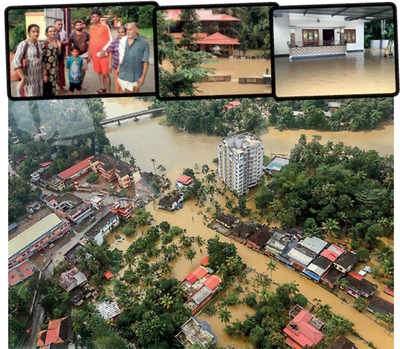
[323,29,335,45]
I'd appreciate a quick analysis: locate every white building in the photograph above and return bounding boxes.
[218,133,264,196]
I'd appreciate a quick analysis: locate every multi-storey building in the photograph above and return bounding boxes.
[218,133,264,196]
[8,213,70,269]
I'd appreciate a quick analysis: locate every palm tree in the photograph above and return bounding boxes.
[159,294,174,310]
[218,308,232,324]
[195,236,204,247]
[266,260,277,279]
[185,248,196,263]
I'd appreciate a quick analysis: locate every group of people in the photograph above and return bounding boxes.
[12,10,150,97]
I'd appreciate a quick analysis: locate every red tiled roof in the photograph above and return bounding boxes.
[200,256,209,266]
[40,161,52,167]
[184,272,198,284]
[176,175,194,185]
[204,275,221,290]
[169,32,208,42]
[58,156,94,180]
[45,318,66,345]
[196,32,240,45]
[320,249,340,262]
[284,310,324,348]
[104,271,115,279]
[8,269,22,286]
[384,287,394,297]
[165,9,241,22]
[193,266,208,279]
[348,271,363,280]
[18,261,34,278]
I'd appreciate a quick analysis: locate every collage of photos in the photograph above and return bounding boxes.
[4,1,398,349]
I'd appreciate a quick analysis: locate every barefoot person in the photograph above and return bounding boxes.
[107,26,126,93]
[88,10,112,93]
[12,24,47,97]
[69,20,90,89]
[117,22,149,93]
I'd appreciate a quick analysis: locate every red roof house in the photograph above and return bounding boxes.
[200,256,209,266]
[192,266,209,279]
[196,32,240,46]
[284,310,324,349]
[204,275,222,291]
[384,287,394,297]
[104,271,115,279]
[176,175,194,186]
[320,244,345,262]
[37,317,72,348]
[58,156,94,180]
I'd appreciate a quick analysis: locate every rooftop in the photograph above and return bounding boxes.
[264,156,290,172]
[328,336,358,349]
[58,156,94,180]
[305,255,332,277]
[59,267,87,292]
[247,228,273,248]
[9,261,35,286]
[177,317,216,347]
[176,175,194,185]
[92,154,133,177]
[335,251,358,269]
[97,300,121,320]
[367,296,394,315]
[9,213,62,260]
[298,237,328,255]
[284,310,324,348]
[196,32,240,45]
[320,244,344,262]
[222,132,262,152]
[322,266,343,284]
[287,244,316,267]
[344,273,377,296]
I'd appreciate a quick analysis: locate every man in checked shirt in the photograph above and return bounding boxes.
[107,26,127,93]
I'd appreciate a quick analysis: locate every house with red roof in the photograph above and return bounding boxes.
[58,156,94,182]
[181,265,222,315]
[284,309,324,348]
[37,317,73,349]
[176,175,194,189]
[164,8,241,56]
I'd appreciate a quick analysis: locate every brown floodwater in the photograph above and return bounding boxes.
[103,98,393,348]
[275,49,396,97]
[162,58,272,96]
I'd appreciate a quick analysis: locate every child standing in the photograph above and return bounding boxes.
[66,46,84,94]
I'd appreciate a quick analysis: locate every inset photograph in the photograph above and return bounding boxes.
[6,3,156,99]
[272,4,398,98]
[156,4,275,98]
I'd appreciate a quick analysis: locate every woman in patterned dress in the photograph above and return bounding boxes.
[12,24,47,97]
[42,26,61,97]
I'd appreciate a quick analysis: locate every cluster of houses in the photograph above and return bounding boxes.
[182,257,222,315]
[31,153,137,192]
[214,214,392,306]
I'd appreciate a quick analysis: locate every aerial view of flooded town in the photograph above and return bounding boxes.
[8,94,394,349]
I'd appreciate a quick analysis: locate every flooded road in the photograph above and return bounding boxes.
[103,98,393,348]
[275,49,396,97]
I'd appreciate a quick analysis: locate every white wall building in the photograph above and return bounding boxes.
[218,133,264,196]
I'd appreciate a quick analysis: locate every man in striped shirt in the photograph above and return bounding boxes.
[108,26,126,93]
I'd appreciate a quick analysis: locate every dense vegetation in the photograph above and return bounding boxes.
[157,11,213,97]
[152,98,266,135]
[255,135,393,253]
[217,6,271,57]
[264,98,393,131]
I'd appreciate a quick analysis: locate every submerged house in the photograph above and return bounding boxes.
[247,225,273,250]
[176,317,217,348]
[110,198,134,219]
[215,213,238,229]
[283,309,324,349]
[158,190,185,211]
[231,221,258,240]
[328,336,358,349]
[321,266,344,288]
[341,271,377,298]
[366,296,394,316]
[302,255,332,281]
[333,251,358,273]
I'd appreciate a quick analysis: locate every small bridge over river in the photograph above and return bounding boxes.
[100,108,165,126]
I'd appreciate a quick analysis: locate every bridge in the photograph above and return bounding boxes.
[100,108,165,126]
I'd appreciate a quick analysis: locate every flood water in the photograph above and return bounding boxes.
[162,58,272,96]
[275,49,396,97]
[103,98,393,349]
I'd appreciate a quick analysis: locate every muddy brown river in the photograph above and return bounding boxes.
[103,98,393,349]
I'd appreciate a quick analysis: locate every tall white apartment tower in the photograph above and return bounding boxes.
[218,133,264,196]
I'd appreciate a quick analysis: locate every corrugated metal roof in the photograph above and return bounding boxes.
[287,247,314,267]
[299,237,328,254]
[8,213,62,259]
[192,286,213,305]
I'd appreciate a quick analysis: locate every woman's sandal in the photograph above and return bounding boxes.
[96,88,106,94]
